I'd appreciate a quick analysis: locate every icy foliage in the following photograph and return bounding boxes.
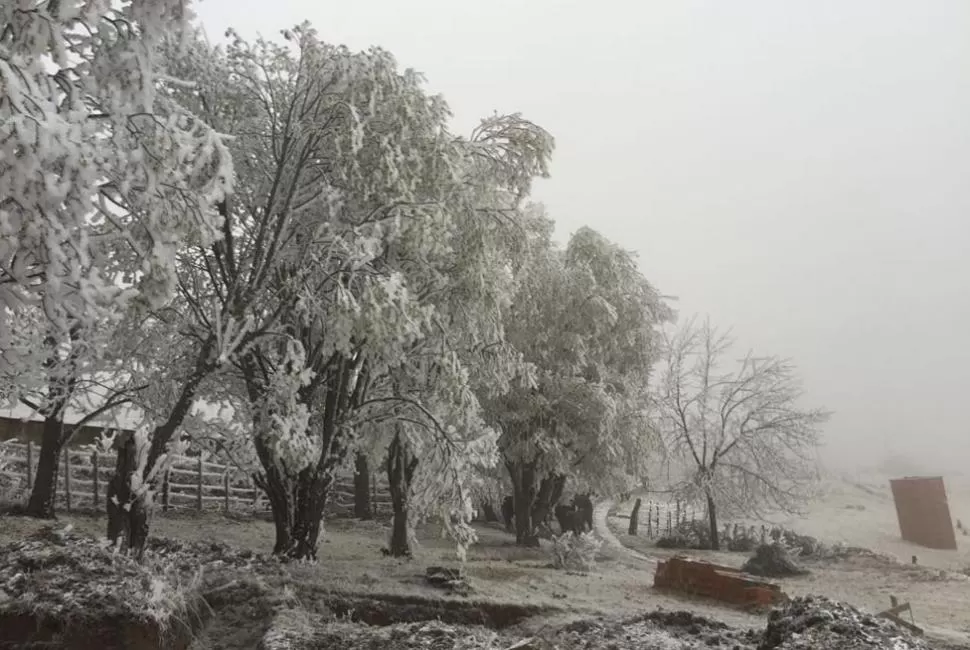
[551,531,604,573]
[252,339,317,477]
[0,1,233,371]
[143,23,561,557]
[489,215,673,502]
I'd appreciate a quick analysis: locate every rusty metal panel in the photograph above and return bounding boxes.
[889,476,957,550]
[654,556,786,607]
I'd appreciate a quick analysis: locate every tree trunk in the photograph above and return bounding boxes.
[508,461,539,547]
[706,492,720,551]
[25,417,63,518]
[288,467,331,560]
[481,502,499,523]
[386,430,418,558]
[253,432,335,560]
[253,437,295,555]
[244,350,364,559]
[105,433,149,558]
[628,497,642,536]
[532,473,566,527]
[353,452,372,520]
[105,344,214,556]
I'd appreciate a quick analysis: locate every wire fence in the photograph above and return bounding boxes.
[613,497,706,539]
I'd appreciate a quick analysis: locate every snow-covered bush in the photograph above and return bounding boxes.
[550,531,603,573]
[0,440,18,500]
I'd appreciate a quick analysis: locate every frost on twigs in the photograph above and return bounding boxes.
[0,1,232,367]
[252,339,318,477]
[550,531,603,573]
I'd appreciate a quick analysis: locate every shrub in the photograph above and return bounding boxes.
[0,441,22,502]
[551,531,603,573]
[656,520,712,550]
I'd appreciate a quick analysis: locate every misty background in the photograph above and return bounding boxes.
[193,0,970,476]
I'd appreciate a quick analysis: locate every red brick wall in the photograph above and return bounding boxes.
[889,476,957,550]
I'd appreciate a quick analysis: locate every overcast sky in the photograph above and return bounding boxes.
[194,0,970,474]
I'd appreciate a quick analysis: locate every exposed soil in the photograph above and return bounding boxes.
[320,592,550,628]
[0,609,204,650]
[0,525,212,650]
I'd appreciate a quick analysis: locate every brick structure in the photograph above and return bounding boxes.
[889,476,957,550]
[653,556,786,607]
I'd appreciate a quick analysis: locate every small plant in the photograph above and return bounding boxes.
[0,440,21,502]
[656,520,712,550]
[551,531,603,573]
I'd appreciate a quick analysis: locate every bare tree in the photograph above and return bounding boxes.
[653,317,829,550]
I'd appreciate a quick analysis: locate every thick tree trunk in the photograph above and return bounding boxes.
[288,468,331,560]
[253,437,295,554]
[353,452,372,520]
[253,432,334,560]
[481,502,499,523]
[706,492,720,551]
[628,497,642,536]
[25,417,63,518]
[245,350,364,559]
[532,473,566,527]
[507,461,539,547]
[386,430,418,558]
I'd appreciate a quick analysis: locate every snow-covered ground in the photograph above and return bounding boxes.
[753,470,970,572]
[611,470,970,641]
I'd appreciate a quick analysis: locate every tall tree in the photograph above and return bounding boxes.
[136,25,552,560]
[652,318,829,550]
[490,220,671,545]
[0,1,230,521]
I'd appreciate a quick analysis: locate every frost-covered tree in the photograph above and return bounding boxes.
[0,306,145,518]
[652,318,829,550]
[0,1,232,371]
[132,24,552,560]
[360,115,554,559]
[1,1,230,521]
[488,218,671,545]
[354,354,497,560]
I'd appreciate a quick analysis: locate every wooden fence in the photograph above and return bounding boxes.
[1,441,392,518]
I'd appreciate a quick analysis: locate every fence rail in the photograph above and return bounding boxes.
[0,440,392,517]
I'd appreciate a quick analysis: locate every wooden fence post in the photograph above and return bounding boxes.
[92,450,99,507]
[628,498,642,536]
[371,473,377,517]
[162,469,171,512]
[196,456,203,512]
[666,510,672,536]
[26,440,33,488]
[646,502,653,538]
[63,448,72,513]
[223,472,230,513]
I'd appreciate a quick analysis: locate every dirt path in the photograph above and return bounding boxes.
[594,499,655,565]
